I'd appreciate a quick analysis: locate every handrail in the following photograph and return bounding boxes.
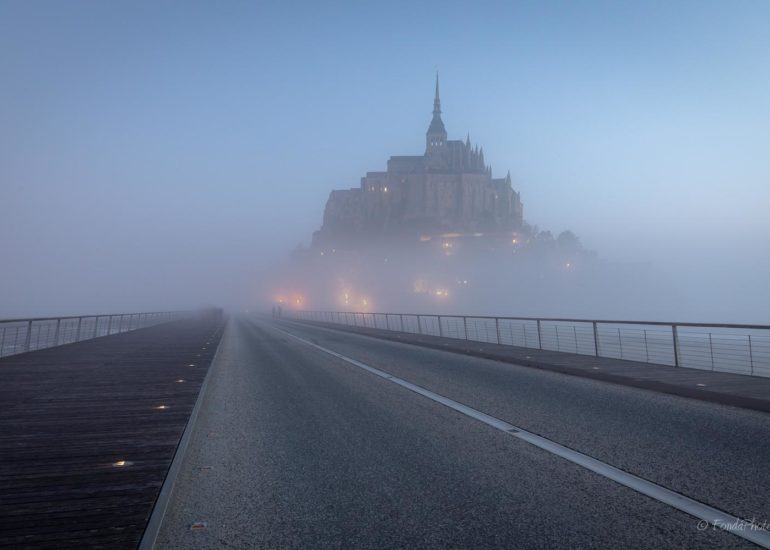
[286,309,770,378]
[0,310,189,324]
[0,310,194,359]
[293,310,770,331]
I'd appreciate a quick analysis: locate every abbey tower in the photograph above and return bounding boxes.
[313,76,523,248]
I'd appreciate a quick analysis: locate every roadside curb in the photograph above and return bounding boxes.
[281,319,770,415]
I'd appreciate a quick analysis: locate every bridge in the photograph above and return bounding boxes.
[1,310,769,549]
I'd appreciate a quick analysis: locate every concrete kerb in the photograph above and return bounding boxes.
[280,318,770,415]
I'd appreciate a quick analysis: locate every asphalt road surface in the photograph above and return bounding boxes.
[155,316,770,549]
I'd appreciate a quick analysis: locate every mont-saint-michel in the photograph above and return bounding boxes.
[313,76,524,249]
[274,78,595,314]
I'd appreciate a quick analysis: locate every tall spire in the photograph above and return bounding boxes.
[426,73,447,149]
[433,72,441,116]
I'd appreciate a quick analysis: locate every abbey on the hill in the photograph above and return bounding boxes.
[313,76,524,248]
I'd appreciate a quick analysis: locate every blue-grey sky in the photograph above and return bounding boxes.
[1,1,769,318]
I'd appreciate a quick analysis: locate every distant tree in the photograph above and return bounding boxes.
[557,230,582,252]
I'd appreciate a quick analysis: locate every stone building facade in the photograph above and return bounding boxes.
[313,77,523,248]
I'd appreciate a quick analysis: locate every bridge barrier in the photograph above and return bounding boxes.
[288,310,770,378]
[0,311,193,358]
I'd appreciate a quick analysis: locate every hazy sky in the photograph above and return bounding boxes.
[1,1,769,317]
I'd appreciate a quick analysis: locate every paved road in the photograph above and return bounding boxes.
[156,317,770,549]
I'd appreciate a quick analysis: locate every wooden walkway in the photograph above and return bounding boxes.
[0,316,224,549]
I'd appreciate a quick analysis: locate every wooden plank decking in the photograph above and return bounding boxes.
[0,317,225,549]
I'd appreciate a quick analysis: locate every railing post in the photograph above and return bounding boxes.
[76,317,83,341]
[417,315,422,335]
[573,326,578,353]
[749,335,754,376]
[0,327,5,356]
[495,317,501,345]
[463,316,468,340]
[119,314,124,333]
[107,315,113,335]
[438,316,443,337]
[399,314,404,332]
[644,329,649,362]
[93,316,99,338]
[536,319,542,349]
[54,319,61,346]
[709,333,715,370]
[592,322,599,356]
[24,320,32,352]
[672,324,680,367]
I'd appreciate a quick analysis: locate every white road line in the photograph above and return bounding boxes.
[273,323,770,549]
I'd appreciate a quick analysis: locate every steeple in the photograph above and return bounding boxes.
[426,73,447,157]
[433,73,441,116]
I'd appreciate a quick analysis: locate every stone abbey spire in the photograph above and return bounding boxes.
[426,73,447,155]
[433,73,441,116]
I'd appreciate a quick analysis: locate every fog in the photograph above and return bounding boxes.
[2,2,769,324]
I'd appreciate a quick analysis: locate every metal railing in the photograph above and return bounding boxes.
[0,311,192,359]
[288,310,770,378]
